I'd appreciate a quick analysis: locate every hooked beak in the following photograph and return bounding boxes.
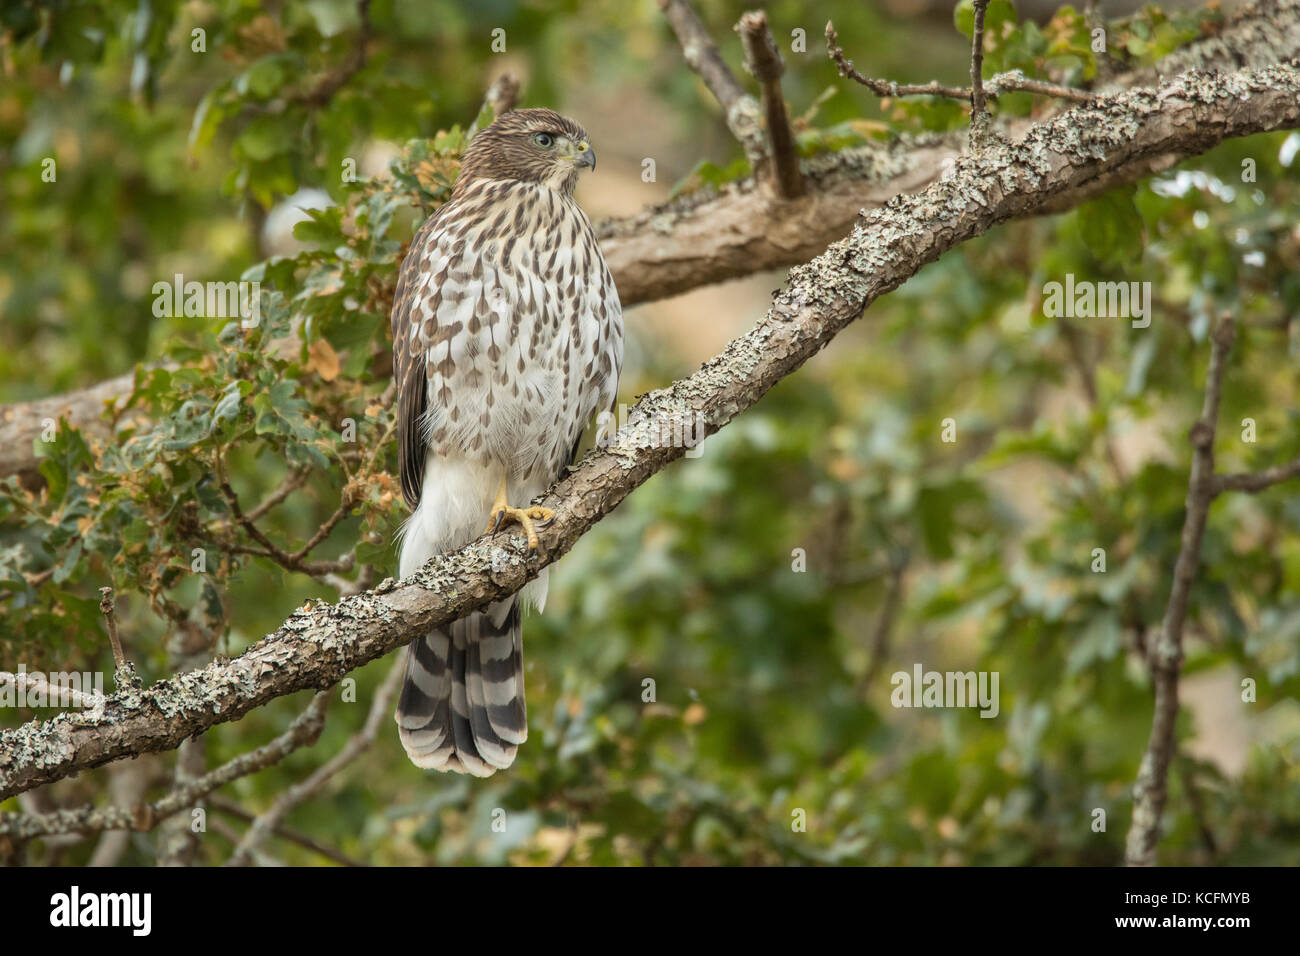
[573,140,596,171]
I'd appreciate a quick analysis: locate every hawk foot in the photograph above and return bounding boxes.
[487,504,555,550]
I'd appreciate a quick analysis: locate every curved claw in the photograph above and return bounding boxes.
[485,503,552,550]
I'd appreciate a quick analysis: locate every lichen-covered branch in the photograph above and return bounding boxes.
[0,692,330,842]
[3,59,1299,803]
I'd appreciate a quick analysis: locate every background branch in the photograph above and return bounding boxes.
[825,22,1097,104]
[659,0,769,173]
[296,0,372,109]
[1123,316,1235,867]
[1214,457,1300,493]
[208,795,366,866]
[226,659,403,866]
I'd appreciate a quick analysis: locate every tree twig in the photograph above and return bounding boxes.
[1057,318,1127,482]
[287,418,393,566]
[737,11,804,198]
[296,0,372,109]
[208,815,284,866]
[970,0,991,140]
[825,21,1096,105]
[659,0,768,172]
[1214,456,1300,493]
[861,561,907,689]
[207,795,366,867]
[216,445,359,580]
[1177,757,1220,860]
[98,586,126,670]
[244,467,311,523]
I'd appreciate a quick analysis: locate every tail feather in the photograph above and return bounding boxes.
[395,597,526,776]
[478,613,527,744]
[395,629,453,765]
[465,638,513,768]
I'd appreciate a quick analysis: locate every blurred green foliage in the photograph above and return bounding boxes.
[1,0,1297,865]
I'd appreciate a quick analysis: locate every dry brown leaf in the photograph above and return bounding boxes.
[307,338,341,382]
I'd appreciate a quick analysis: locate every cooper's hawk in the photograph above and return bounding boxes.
[389,108,623,776]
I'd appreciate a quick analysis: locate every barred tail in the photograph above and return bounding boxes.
[395,597,526,776]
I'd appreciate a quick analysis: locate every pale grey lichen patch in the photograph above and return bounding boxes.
[726,95,766,158]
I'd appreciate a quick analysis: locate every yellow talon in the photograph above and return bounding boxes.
[485,477,554,550]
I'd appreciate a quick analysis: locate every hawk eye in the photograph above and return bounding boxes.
[533,132,554,148]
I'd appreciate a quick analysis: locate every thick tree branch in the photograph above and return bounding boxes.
[3,60,1299,801]
[1124,316,1235,867]
[0,369,139,488]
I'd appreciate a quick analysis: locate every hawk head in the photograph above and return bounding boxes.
[456,107,595,195]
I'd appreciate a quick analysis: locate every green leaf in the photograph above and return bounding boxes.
[236,54,294,100]
[188,87,229,154]
[954,0,1018,41]
[1076,186,1145,267]
[237,115,293,162]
